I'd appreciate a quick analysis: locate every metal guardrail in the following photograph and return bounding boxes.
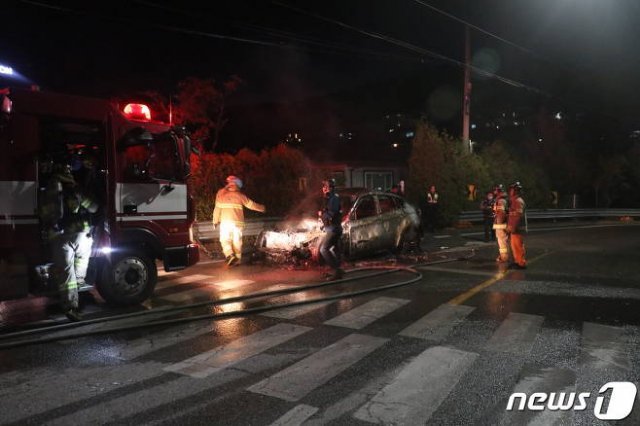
[193,209,640,240]
[194,217,283,240]
[458,208,640,224]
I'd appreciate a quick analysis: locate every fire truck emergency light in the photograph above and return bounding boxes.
[0,64,14,76]
[123,103,151,121]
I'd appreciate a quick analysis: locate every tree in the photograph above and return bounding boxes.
[174,75,243,152]
[407,120,490,225]
[190,144,317,220]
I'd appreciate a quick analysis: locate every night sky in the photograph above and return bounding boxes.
[4,0,640,155]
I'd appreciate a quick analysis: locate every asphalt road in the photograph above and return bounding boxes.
[1,223,640,425]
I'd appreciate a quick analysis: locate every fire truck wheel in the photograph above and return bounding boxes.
[98,251,157,305]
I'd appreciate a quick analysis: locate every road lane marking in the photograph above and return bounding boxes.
[416,265,496,277]
[45,369,246,426]
[0,361,168,424]
[158,279,255,303]
[501,367,576,425]
[212,278,256,291]
[247,333,388,401]
[269,405,319,426]
[353,346,478,424]
[323,297,410,329]
[580,322,631,371]
[164,323,312,378]
[486,312,544,354]
[447,251,553,306]
[155,274,213,289]
[262,301,333,319]
[399,304,475,341]
[113,320,237,360]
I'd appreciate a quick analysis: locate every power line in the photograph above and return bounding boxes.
[271,1,623,123]
[19,0,429,65]
[19,0,284,48]
[271,1,548,96]
[135,0,425,63]
[410,0,542,59]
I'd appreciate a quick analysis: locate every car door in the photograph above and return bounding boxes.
[347,195,382,257]
[376,194,401,250]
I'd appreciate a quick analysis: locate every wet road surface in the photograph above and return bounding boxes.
[1,223,640,425]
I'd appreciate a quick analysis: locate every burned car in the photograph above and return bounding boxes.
[255,188,421,264]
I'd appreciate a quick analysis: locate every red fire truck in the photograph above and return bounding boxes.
[0,87,199,305]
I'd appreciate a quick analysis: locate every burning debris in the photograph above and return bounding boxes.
[256,218,325,267]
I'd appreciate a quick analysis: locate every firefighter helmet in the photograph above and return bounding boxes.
[52,163,76,185]
[226,175,243,189]
[509,181,523,192]
[493,184,505,194]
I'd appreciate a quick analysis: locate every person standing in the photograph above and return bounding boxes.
[507,181,527,269]
[480,190,496,242]
[41,161,98,321]
[425,184,439,232]
[492,184,509,263]
[212,175,266,266]
[318,179,344,280]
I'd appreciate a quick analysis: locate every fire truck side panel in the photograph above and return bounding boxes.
[115,182,194,267]
[0,112,40,298]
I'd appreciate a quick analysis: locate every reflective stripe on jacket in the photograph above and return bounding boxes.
[508,196,526,233]
[212,186,265,226]
[493,197,508,225]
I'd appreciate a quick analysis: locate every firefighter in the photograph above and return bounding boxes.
[41,161,98,321]
[492,184,510,263]
[318,179,344,280]
[212,175,266,266]
[507,181,527,269]
[480,190,496,242]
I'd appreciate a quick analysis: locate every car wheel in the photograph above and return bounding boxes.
[98,250,157,305]
[394,227,420,254]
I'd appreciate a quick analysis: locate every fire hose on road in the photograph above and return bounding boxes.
[0,251,475,350]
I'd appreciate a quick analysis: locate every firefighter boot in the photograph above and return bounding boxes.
[226,255,239,267]
[64,308,82,322]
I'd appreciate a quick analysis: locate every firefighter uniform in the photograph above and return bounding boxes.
[212,175,265,266]
[508,182,527,269]
[492,185,509,263]
[41,164,98,320]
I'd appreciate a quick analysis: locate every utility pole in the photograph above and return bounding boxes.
[462,25,472,152]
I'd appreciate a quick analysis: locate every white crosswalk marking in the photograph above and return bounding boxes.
[269,404,319,426]
[353,346,478,424]
[580,322,631,371]
[486,312,544,354]
[399,303,475,341]
[164,323,312,378]
[155,274,212,289]
[262,301,333,319]
[323,297,410,329]
[248,333,388,401]
[500,367,576,426]
[114,321,226,360]
[157,268,176,277]
[46,368,246,425]
[0,361,168,424]
[159,279,255,303]
[212,278,256,291]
